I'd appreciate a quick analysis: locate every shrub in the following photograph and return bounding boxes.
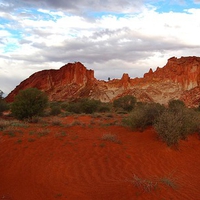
[50,105,61,116]
[98,103,111,113]
[0,120,10,130]
[154,108,200,146]
[154,110,183,146]
[101,133,120,143]
[113,95,136,112]
[0,90,9,115]
[66,98,101,114]
[124,103,165,131]
[168,99,185,112]
[11,88,48,120]
[61,102,69,111]
[197,104,200,112]
[81,98,101,114]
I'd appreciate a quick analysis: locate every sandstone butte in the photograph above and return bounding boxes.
[5,56,200,107]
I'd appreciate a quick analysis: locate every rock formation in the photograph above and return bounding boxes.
[6,57,200,107]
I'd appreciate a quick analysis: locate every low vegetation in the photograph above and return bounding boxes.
[123,102,165,131]
[124,99,200,147]
[113,95,136,112]
[0,90,9,115]
[11,88,48,120]
[101,133,121,144]
[131,173,177,193]
[154,102,200,146]
[1,88,200,148]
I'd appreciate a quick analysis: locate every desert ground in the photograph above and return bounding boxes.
[0,114,200,200]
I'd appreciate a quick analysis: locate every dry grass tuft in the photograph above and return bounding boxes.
[102,133,121,144]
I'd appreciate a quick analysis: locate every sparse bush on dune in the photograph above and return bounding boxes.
[154,101,200,147]
[154,110,183,146]
[11,88,48,120]
[123,98,200,146]
[101,133,121,144]
[131,173,177,192]
[124,102,165,131]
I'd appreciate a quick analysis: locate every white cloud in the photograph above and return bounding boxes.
[194,0,200,4]
[0,1,200,95]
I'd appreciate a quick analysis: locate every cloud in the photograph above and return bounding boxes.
[194,0,200,4]
[0,1,200,95]
[0,0,146,15]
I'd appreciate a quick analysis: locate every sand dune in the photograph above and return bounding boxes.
[0,115,200,200]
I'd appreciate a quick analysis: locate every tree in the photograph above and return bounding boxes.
[11,88,48,120]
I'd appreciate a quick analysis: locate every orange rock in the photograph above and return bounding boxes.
[5,57,200,107]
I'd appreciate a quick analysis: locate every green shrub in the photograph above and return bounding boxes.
[67,102,82,114]
[66,98,101,114]
[113,95,136,112]
[81,98,101,114]
[124,103,165,131]
[11,88,48,120]
[50,105,61,116]
[154,110,183,146]
[197,104,200,112]
[0,90,9,115]
[154,108,200,146]
[61,102,69,111]
[168,99,185,112]
[98,103,111,113]
[0,120,10,130]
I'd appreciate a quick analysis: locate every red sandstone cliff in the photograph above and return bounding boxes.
[6,57,200,107]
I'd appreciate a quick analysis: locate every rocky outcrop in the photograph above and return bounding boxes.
[6,57,200,107]
[6,62,96,102]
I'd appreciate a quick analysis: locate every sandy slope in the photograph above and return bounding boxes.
[0,115,200,200]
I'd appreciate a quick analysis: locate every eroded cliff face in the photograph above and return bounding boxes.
[6,57,200,107]
[6,62,96,102]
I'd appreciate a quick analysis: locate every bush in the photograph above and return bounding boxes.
[50,105,61,116]
[0,90,9,115]
[154,110,183,146]
[61,102,69,111]
[11,88,48,120]
[113,95,136,112]
[154,108,200,146]
[98,102,111,113]
[168,99,185,112]
[66,98,101,114]
[124,103,165,131]
[81,98,101,114]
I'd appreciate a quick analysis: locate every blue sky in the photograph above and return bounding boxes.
[0,0,200,95]
[152,0,200,12]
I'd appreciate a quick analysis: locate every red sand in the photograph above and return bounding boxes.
[0,115,200,200]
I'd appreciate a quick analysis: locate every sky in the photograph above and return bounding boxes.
[0,0,200,96]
